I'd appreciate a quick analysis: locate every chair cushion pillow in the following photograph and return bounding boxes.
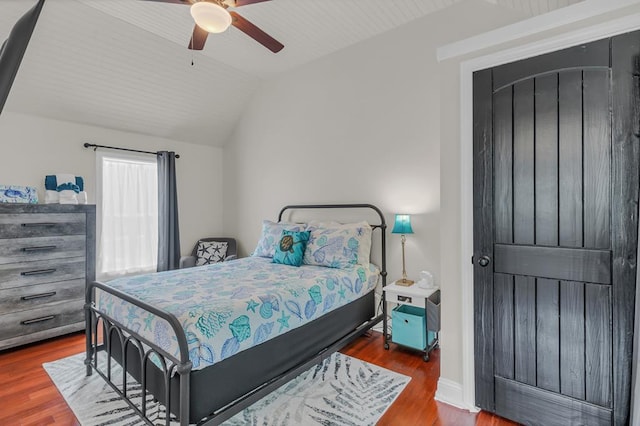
[195,241,228,266]
[272,230,310,267]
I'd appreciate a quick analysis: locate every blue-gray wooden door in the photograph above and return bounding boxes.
[473,32,639,426]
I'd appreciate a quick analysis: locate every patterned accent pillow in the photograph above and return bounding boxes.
[195,241,228,266]
[253,220,307,258]
[304,221,372,268]
[272,230,311,267]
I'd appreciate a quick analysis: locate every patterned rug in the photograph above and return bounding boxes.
[43,352,410,425]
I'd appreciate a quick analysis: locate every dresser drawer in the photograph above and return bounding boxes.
[0,279,85,314]
[0,213,86,238]
[0,299,84,341]
[0,235,86,265]
[0,205,94,350]
[0,257,85,290]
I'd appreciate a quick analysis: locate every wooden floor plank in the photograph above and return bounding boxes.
[345,332,519,425]
[0,331,519,425]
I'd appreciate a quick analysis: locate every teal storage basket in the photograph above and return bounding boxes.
[392,304,436,350]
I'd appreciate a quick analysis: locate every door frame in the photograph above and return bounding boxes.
[454,12,640,412]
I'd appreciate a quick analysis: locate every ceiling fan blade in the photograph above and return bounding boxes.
[188,24,208,50]
[139,0,192,4]
[230,11,283,53]
[233,0,271,6]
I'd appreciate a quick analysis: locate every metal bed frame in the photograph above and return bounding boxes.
[84,203,387,426]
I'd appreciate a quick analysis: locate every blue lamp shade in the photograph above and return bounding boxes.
[392,214,413,234]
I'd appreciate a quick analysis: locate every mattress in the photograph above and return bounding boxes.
[95,257,379,370]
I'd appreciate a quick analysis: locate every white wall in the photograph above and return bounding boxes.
[223,11,447,284]
[0,111,224,256]
[223,0,525,388]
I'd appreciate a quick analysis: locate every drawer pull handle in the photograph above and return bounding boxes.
[21,269,57,276]
[21,315,55,325]
[21,291,57,301]
[21,223,56,227]
[22,246,57,252]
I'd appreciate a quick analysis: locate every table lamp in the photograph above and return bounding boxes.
[392,214,414,286]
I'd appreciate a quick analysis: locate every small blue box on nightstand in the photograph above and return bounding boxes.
[392,305,436,350]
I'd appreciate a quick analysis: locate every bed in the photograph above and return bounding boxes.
[84,204,388,426]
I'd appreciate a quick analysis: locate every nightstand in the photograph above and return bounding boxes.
[383,280,440,361]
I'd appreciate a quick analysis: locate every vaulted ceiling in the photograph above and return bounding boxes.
[0,0,581,147]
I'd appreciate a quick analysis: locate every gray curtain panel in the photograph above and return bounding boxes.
[157,151,180,271]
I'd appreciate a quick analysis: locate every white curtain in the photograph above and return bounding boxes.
[97,152,158,280]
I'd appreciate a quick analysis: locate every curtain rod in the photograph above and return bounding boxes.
[83,143,180,159]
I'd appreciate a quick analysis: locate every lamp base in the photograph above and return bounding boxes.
[396,278,415,287]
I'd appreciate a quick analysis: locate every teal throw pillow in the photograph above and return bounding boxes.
[272,230,310,267]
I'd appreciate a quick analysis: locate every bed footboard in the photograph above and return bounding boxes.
[85,280,192,426]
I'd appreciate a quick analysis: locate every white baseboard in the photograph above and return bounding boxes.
[435,378,479,412]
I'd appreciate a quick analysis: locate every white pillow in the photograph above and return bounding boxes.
[253,220,307,258]
[304,221,372,268]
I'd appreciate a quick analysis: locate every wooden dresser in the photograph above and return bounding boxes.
[0,204,95,350]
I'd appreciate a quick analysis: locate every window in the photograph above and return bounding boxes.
[96,152,158,280]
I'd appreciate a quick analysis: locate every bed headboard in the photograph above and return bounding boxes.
[278,203,387,288]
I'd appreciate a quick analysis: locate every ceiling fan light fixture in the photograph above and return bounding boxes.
[190,2,232,34]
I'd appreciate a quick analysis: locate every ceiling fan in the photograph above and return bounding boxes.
[142,0,284,53]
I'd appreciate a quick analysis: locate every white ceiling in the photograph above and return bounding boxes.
[0,0,582,147]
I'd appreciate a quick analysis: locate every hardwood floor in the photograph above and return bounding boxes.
[0,331,519,426]
[345,333,519,426]
[0,332,82,425]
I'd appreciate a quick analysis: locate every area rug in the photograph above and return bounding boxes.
[43,352,410,425]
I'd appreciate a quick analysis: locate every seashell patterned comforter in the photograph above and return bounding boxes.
[95,257,379,370]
